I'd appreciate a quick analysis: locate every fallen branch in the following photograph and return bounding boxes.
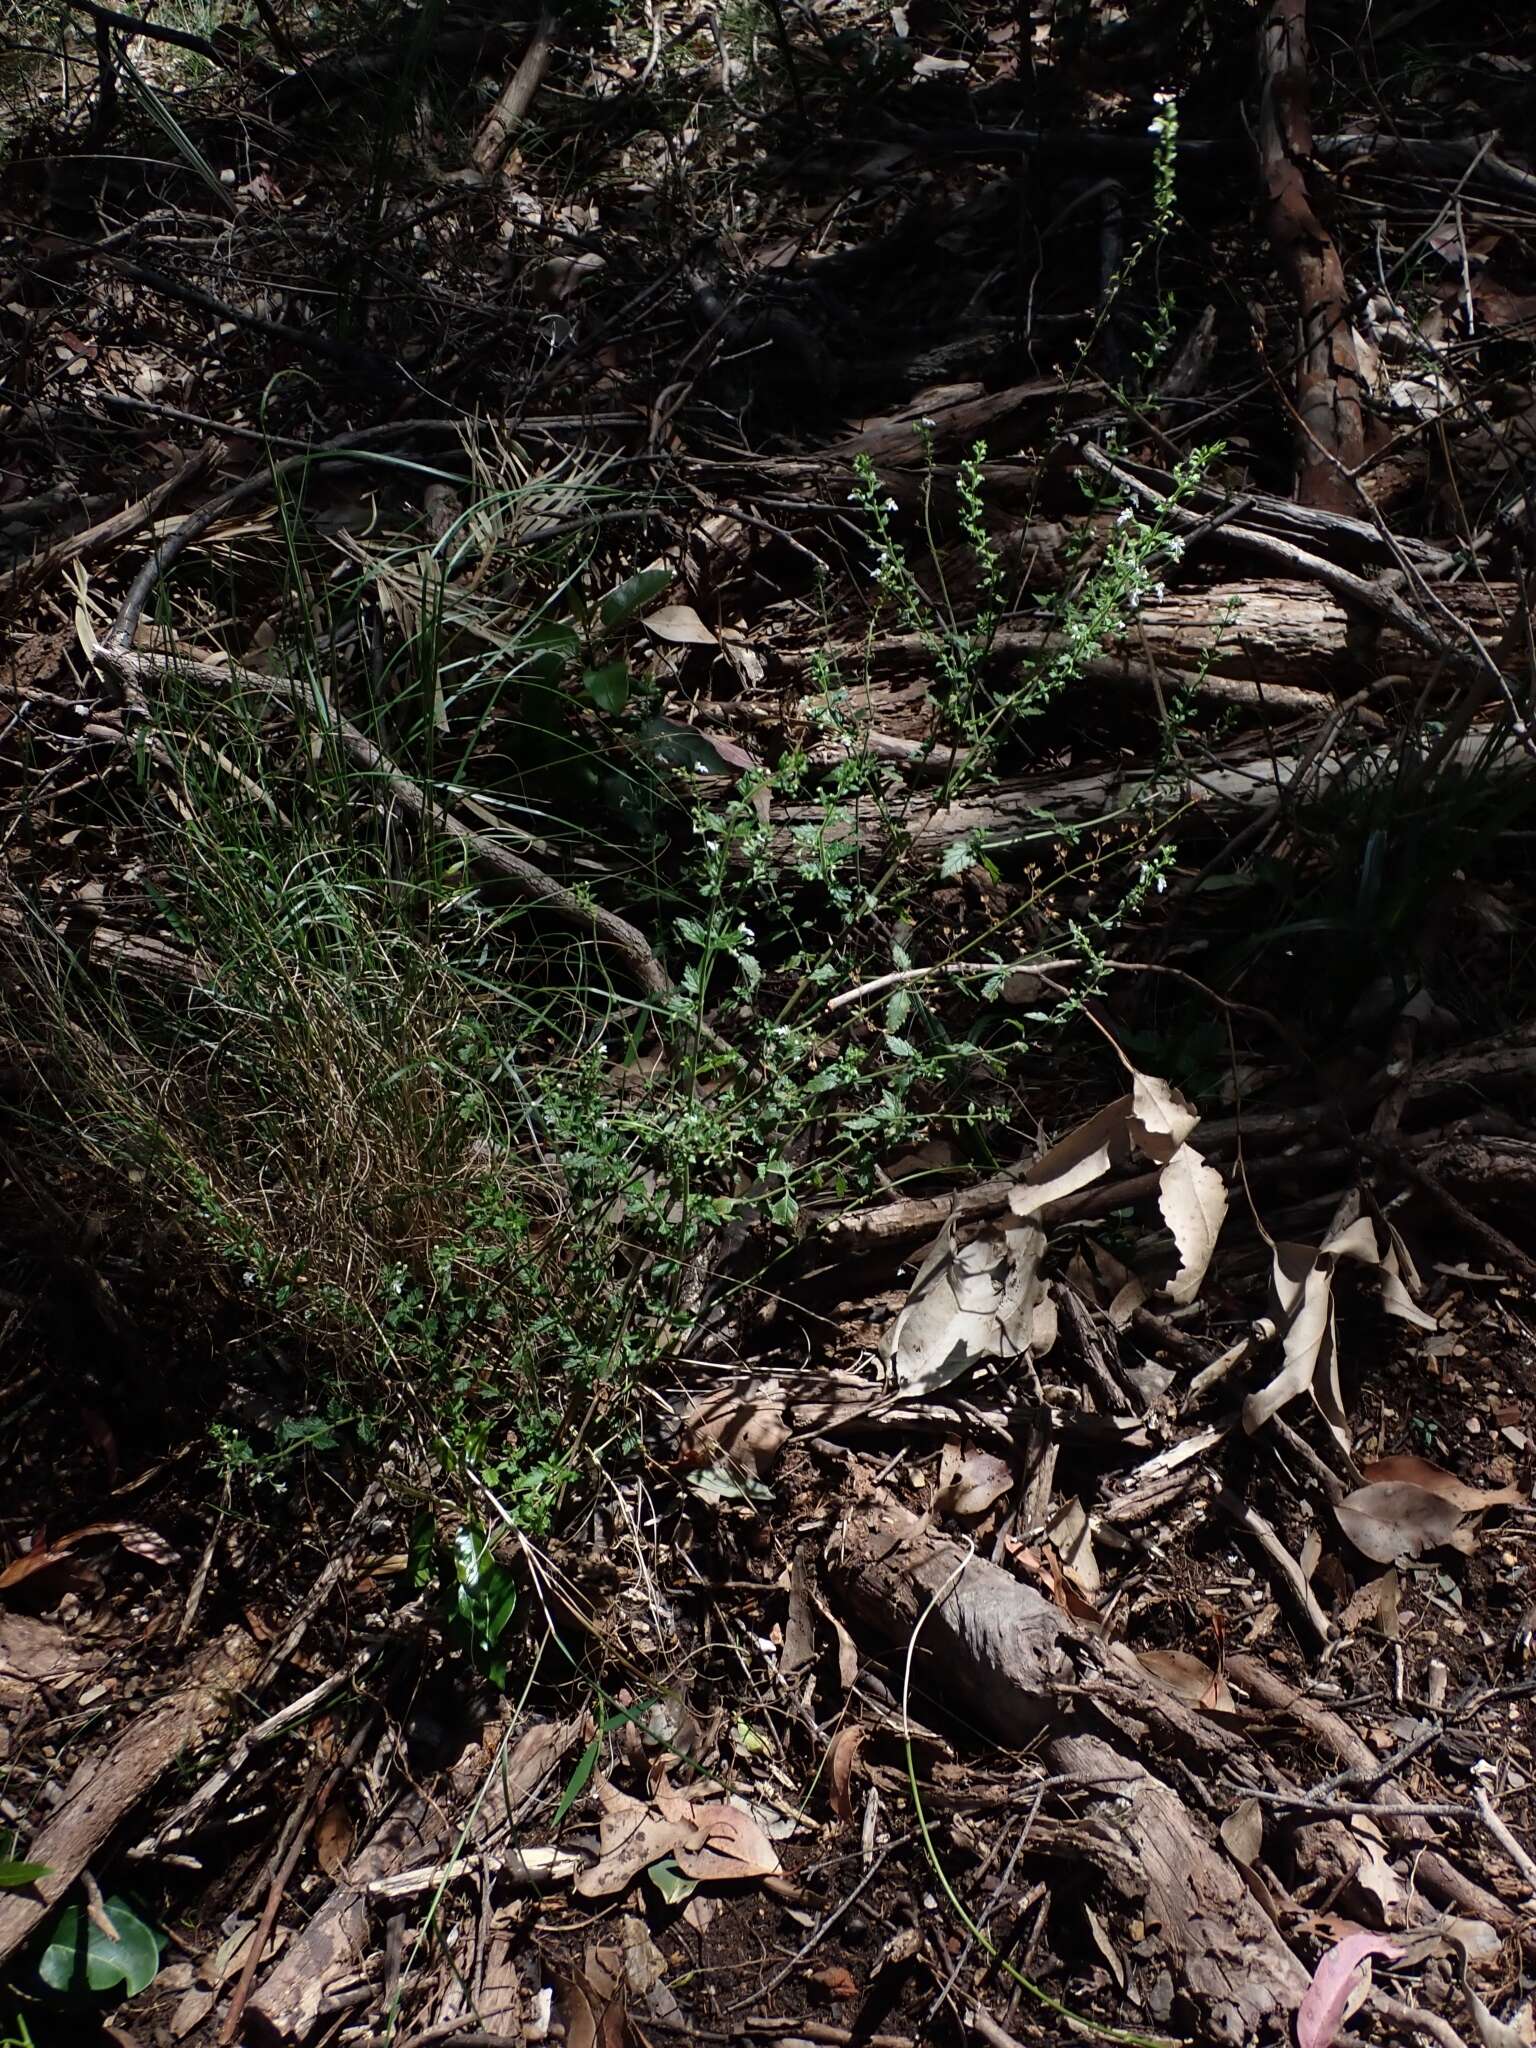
[0,1629,259,1971]
[472,9,560,178]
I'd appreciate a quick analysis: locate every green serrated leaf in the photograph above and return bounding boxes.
[39,1897,163,1998]
[600,567,672,631]
[582,661,630,713]
[0,1859,49,1889]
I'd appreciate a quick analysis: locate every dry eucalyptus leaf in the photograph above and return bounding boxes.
[660,1796,780,1883]
[934,1442,1014,1518]
[883,1218,1046,1395]
[1129,1070,1200,1163]
[1360,1454,1527,1513]
[1158,1142,1228,1304]
[826,1726,865,1827]
[1220,1798,1264,1866]
[1009,1095,1132,1218]
[643,603,717,646]
[1046,1496,1100,1598]
[1335,1481,1471,1564]
[1135,1648,1236,1714]
[679,1380,788,1478]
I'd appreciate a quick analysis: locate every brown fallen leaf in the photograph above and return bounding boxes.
[826,1725,866,1827]
[657,1795,780,1883]
[1360,1454,1527,1513]
[809,1965,859,2001]
[933,1442,1014,1519]
[1136,1648,1237,1714]
[313,1802,355,1880]
[1335,1482,1472,1565]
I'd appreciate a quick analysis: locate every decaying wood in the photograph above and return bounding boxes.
[1257,0,1366,510]
[833,1499,1309,2044]
[0,1628,259,1970]
[1226,1654,1536,1956]
[777,722,1526,860]
[245,1793,449,2048]
[775,579,1520,710]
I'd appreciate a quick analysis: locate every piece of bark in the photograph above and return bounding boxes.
[0,1612,89,1706]
[1257,1,1366,510]
[245,1793,449,2047]
[0,1628,259,1969]
[833,1500,1309,2043]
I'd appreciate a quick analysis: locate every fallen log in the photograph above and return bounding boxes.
[832,1499,1308,2044]
[0,1629,259,1971]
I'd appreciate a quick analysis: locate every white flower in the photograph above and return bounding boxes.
[241,1269,257,1287]
[1163,535,1185,559]
[1156,875,1168,893]
[1150,582,1165,601]
[883,496,899,513]
[919,416,936,429]
[1115,507,1134,526]
[1153,89,1174,104]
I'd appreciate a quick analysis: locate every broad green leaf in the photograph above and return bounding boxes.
[519,622,580,684]
[599,567,671,631]
[0,1859,48,1888]
[646,1856,697,1905]
[39,1897,163,1997]
[582,661,630,714]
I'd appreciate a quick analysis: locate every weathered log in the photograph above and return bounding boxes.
[0,1630,259,1970]
[833,1500,1308,2044]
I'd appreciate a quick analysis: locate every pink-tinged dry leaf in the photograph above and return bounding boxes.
[679,1381,788,1479]
[0,1520,177,1589]
[659,1797,780,1882]
[1360,1455,1527,1513]
[643,603,717,646]
[1335,1481,1470,1564]
[1296,1933,1401,2048]
[1157,1142,1227,1305]
[1135,1648,1236,1714]
[826,1726,865,1827]
[574,1779,692,1898]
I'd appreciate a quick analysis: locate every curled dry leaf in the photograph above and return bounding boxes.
[826,1726,865,1827]
[1244,1211,1434,1445]
[1297,1933,1402,2048]
[0,1521,178,1590]
[1128,1070,1200,1162]
[1157,1142,1227,1305]
[1335,1481,1475,1564]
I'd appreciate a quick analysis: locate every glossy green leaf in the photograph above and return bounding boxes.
[39,1897,163,1998]
[519,622,581,683]
[0,1859,49,1889]
[599,567,671,631]
[582,661,630,714]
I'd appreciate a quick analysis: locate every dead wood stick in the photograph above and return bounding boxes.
[1225,1654,1535,1953]
[4,438,220,597]
[472,8,560,178]
[0,1628,259,1970]
[834,1500,1307,2042]
[1257,0,1366,510]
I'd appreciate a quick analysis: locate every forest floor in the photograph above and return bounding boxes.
[3,2,1536,2045]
